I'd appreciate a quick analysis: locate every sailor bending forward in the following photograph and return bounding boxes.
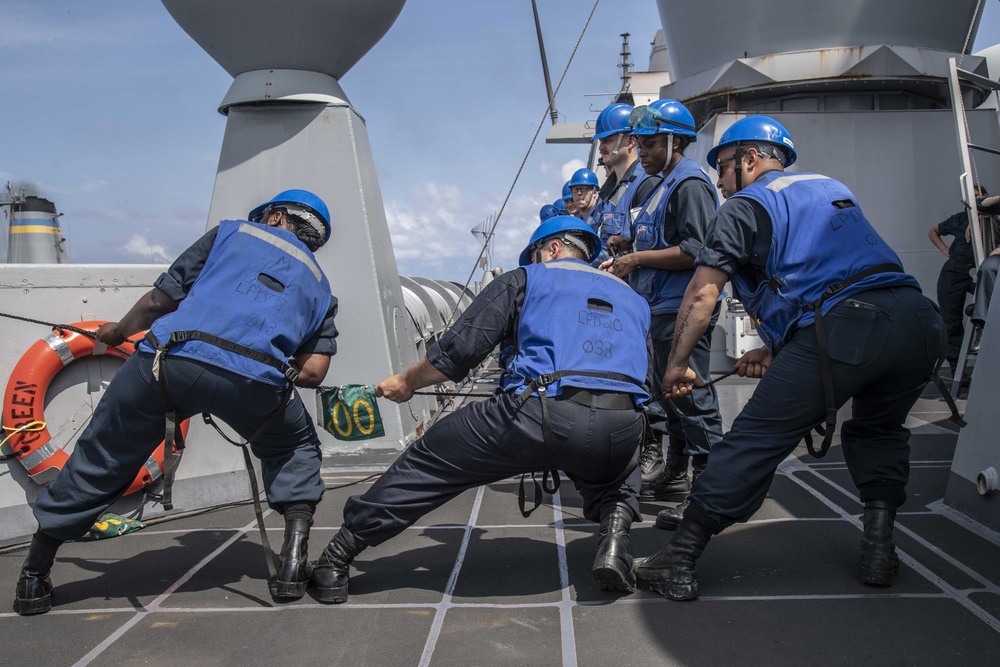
[310,216,652,602]
[634,116,947,600]
[14,190,338,615]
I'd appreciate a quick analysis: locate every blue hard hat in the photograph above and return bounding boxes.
[593,103,634,139]
[706,115,797,169]
[562,182,573,200]
[519,215,602,266]
[553,198,567,213]
[539,204,560,222]
[629,99,697,138]
[248,189,332,243]
[568,168,599,189]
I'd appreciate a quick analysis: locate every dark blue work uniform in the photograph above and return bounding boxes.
[686,172,946,533]
[629,157,723,458]
[33,222,338,540]
[934,209,975,365]
[342,259,651,548]
[591,160,658,267]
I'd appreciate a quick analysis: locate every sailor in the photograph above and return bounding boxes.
[927,186,984,371]
[539,203,560,224]
[590,102,661,267]
[635,116,946,600]
[562,181,579,217]
[13,190,339,615]
[569,167,601,227]
[600,99,724,516]
[309,216,651,603]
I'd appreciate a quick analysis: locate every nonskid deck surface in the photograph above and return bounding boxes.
[2,382,999,666]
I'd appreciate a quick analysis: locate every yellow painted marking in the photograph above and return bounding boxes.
[10,226,62,234]
[151,621,179,628]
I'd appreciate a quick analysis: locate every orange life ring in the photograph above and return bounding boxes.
[2,320,189,496]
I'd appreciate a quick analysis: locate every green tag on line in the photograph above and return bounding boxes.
[315,385,385,441]
[83,513,146,541]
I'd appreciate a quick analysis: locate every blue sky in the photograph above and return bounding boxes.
[4,1,1000,281]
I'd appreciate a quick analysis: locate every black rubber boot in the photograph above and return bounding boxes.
[860,500,900,586]
[634,516,712,601]
[638,429,665,484]
[312,526,364,604]
[270,509,314,601]
[640,436,689,501]
[655,454,708,530]
[592,502,636,593]
[13,530,63,616]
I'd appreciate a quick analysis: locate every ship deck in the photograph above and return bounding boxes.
[3,378,1000,666]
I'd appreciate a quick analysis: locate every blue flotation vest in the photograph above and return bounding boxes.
[731,171,919,352]
[629,157,717,313]
[499,259,650,406]
[144,220,332,385]
[596,161,653,245]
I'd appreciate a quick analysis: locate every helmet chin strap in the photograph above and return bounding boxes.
[608,133,625,166]
[734,143,744,192]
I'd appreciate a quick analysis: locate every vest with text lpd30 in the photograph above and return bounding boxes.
[629,156,717,313]
[499,258,650,406]
[146,220,332,385]
[731,171,919,352]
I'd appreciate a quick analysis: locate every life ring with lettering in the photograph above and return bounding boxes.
[1,320,188,496]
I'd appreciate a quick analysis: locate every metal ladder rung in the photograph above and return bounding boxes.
[968,143,1000,157]
[957,67,1000,92]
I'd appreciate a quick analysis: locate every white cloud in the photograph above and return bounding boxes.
[384,180,554,281]
[121,234,172,263]
[560,159,586,183]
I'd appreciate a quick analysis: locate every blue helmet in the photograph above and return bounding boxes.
[539,204,560,222]
[248,189,332,243]
[706,115,797,169]
[519,215,602,266]
[629,99,697,138]
[562,181,573,201]
[553,198,567,213]
[593,103,634,139]
[568,168,599,189]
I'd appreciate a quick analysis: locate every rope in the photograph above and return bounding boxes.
[0,420,46,458]
[0,311,141,357]
[441,0,603,332]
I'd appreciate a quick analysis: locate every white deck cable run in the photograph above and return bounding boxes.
[417,484,487,667]
[70,511,273,667]
[780,458,1000,632]
[551,486,579,667]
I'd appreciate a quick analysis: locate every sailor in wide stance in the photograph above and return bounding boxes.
[14,190,338,615]
[309,216,652,603]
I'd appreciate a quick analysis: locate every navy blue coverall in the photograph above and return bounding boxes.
[342,263,650,549]
[33,225,338,541]
[684,193,946,534]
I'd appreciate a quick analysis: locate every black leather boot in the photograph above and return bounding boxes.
[13,530,63,616]
[312,526,364,604]
[638,430,665,484]
[860,500,899,586]
[640,436,689,501]
[634,516,712,600]
[270,513,313,601]
[592,502,635,593]
[655,454,708,530]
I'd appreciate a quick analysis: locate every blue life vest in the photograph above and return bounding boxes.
[629,157,717,313]
[731,171,919,352]
[144,220,333,385]
[499,259,650,406]
[596,161,653,244]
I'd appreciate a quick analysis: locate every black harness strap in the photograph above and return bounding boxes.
[144,330,299,581]
[800,264,902,458]
[512,370,640,517]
